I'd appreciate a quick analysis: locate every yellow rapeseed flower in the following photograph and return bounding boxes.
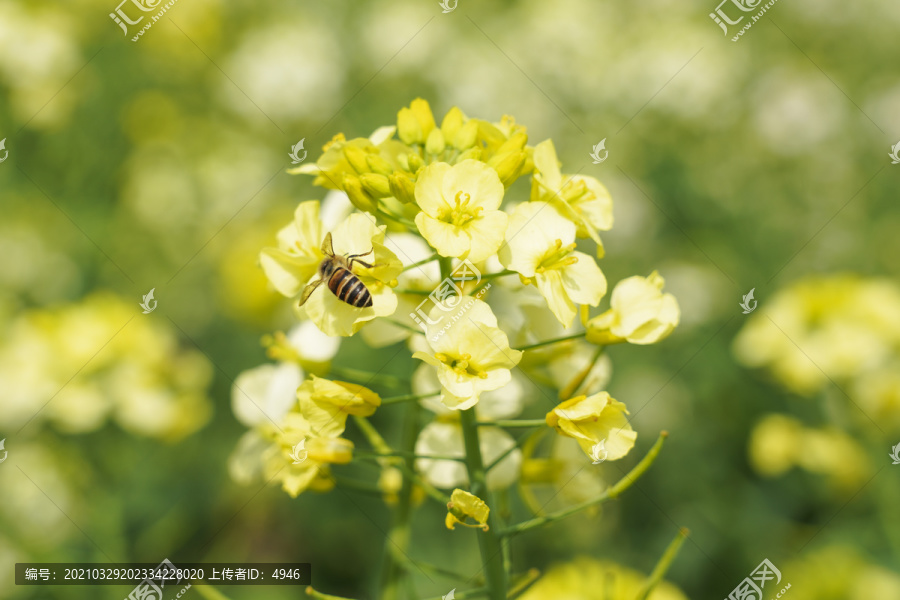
[585,271,680,345]
[445,489,490,531]
[413,298,522,410]
[546,393,636,461]
[414,160,508,263]
[297,375,381,436]
[531,139,613,256]
[260,202,403,337]
[500,202,607,327]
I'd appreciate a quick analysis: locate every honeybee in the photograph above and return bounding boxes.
[298,232,375,308]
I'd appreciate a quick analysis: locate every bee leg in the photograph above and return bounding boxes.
[350,258,376,270]
[346,248,374,260]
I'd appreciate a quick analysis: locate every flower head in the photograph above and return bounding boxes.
[414,160,508,263]
[260,202,403,337]
[257,412,354,498]
[545,393,636,461]
[518,557,688,600]
[500,202,607,327]
[413,298,522,410]
[297,375,381,436]
[531,139,613,256]
[585,271,680,345]
[445,489,490,531]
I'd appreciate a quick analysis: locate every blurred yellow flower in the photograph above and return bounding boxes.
[777,545,900,600]
[546,393,636,461]
[531,139,613,254]
[500,202,607,327]
[0,293,212,440]
[414,160,508,263]
[415,421,522,490]
[749,413,871,491]
[585,271,680,345]
[413,298,522,410]
[445,489,490,531]
[518,556,687,600]
[734,274,900,396]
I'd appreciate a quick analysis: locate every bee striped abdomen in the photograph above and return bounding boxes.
[328,267,373,308]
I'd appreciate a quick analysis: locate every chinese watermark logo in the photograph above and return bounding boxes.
[439,0,458,13]
[110,0,181,42]
[889,142,900,165]
[125,558,191,600]
[289,439,308,465]
[0,138,8,163]
[725,558,790,600]
[409,260,490,341]
[589,139,608,164]
[710,0,780,41]
[289,139,307,165]
[890,443,900,465]
[740,288,757,314]
[140,288,157,314]
[0,439,7,464]
[442,589,456,600]
[589,440,608,464]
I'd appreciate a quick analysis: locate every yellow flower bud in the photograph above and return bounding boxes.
[497,131,528,154]
[342,145,372,175]
[456,147,483,162]
[406,152,425,172]
[307,437,354,464]
[425,128,446,156]
[487,150,526,186]
[397,107,423,145]
[366,154,395,176]
[445,489,490,531]
[441,106,465,142]
[454,119,479,150]
[359,173,393,198]
[397,98,436,145]
[389,172,417,204]
[343,174,378,213]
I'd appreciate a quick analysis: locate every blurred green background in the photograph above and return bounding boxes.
[1,0,899,598]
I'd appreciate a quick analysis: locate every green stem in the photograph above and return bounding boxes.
[381,391,439,405]
[306,587,357,600]
[330,366,404,388]
[559,346,604,400]
[329,475,384,496]
[635,528,689,600]
[459,408,508,600]
[479,419,546,428]
[377,402,421,599]
[485,432,533,472]
[516,332,586,352]
[403,253,439,272]
[501,432,668,536]
[356,449,466,462]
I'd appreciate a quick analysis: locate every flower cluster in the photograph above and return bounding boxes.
[239,100,683,599]
[0,293,212,439]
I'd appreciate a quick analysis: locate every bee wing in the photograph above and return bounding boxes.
[298,278,323,307]
[321,232,335,256]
